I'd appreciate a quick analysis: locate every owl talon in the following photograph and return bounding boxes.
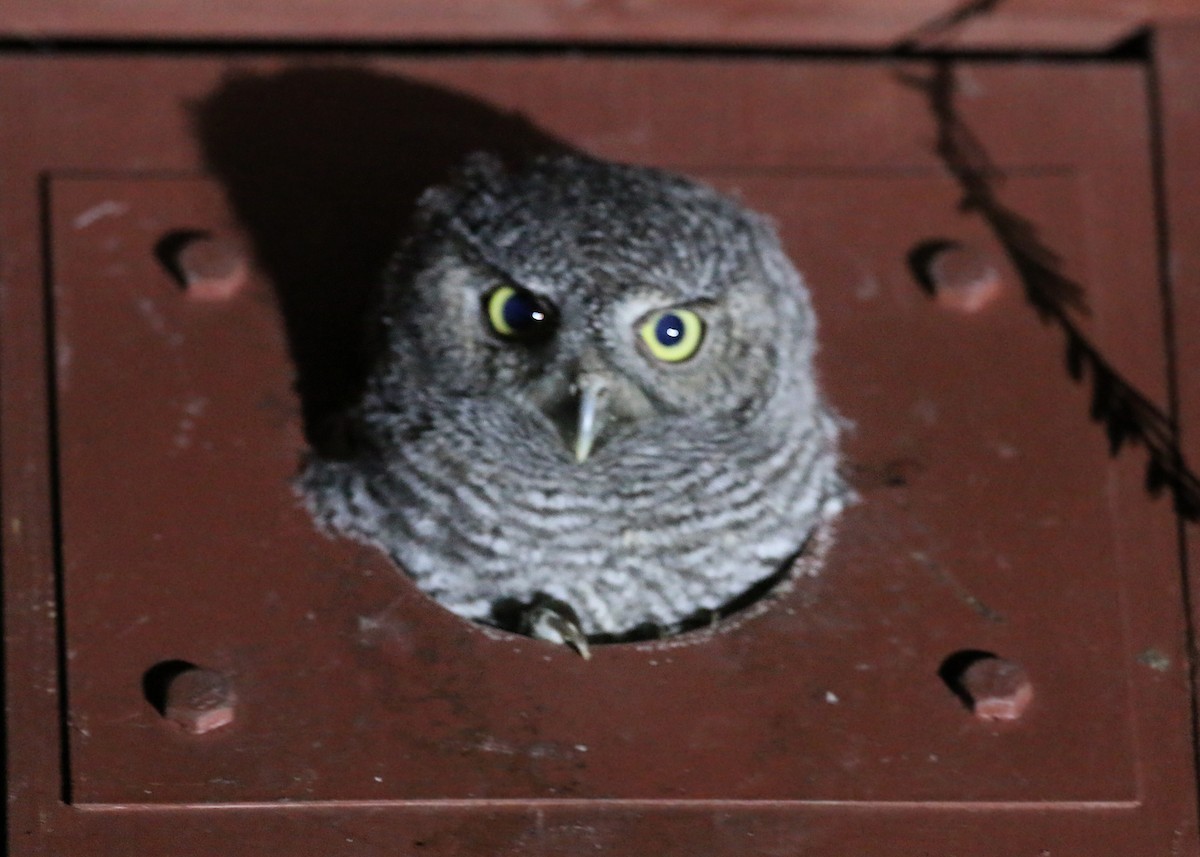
[520,595,592,660]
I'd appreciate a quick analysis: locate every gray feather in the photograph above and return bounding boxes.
[302,153,848,637]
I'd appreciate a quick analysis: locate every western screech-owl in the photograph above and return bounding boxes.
[303,153,847,654]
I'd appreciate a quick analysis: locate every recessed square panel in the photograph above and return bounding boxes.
[53,168,1144,804]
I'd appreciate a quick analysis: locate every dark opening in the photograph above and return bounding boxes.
[141,659,199,715]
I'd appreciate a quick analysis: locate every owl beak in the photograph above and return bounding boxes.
[572,376,609,463]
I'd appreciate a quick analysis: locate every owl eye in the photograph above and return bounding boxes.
[639,308,705,363]
[484,285,556,342]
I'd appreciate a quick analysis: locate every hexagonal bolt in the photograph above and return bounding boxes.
[959,657,1033,721]
[926,244,1003,313]
[156,230,248,301]
[163,667,237,734]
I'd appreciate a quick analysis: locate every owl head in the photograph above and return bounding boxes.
[368,152,823,464]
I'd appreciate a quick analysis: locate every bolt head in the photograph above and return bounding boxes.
[175,236,248,301]
[163,668,237,734]
[961,657,1032,721]
[928,245,1002,313]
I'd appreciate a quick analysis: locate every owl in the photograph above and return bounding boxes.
[302,152,848,655]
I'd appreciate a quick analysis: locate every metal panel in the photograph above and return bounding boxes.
[2,53,1195,854]
[0,1,1196,50]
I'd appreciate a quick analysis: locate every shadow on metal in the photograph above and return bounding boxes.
[194,67,569,455]
[901,62,1200,519]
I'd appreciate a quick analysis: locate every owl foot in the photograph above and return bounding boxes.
[519,593,591,660]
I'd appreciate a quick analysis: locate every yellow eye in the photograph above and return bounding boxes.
[639,308,705,363]
[484,285,556,341]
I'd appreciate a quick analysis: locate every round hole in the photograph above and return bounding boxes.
[141,659,198,715]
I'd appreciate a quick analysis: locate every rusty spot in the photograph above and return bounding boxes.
[1137,648,1171,672]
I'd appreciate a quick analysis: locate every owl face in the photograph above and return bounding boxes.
[306,153,847,642]
[386,154,815,464]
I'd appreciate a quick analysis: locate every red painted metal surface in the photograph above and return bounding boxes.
[1,0,1197,50]
[1159,26,1200,816]
[2,52,1196,854]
